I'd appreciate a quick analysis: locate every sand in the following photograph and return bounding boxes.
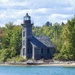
[0,61,75,67]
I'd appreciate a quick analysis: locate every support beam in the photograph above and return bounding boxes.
[32,45,35,59]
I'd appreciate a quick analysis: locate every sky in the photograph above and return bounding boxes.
[0,0,75,27]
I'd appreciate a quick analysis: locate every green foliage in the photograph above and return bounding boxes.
[0,48,17,62]
[0,27,5,49]
[59,17,75,60]
[10,26,22,55]
[0,21,63,61]
[44,21,52,26]
[2,23,22,55]
[0,23,22,62]
[0,16,75,61]
[6,55,25,62]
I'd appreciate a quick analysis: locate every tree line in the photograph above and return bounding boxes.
[0,16,75,62]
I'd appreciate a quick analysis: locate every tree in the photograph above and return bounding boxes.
[53,22,61,42]
[60,17,75,60]
[10,26,22,55]
[0,27,5,49]
[5,22,14,30]
[45,21,52,26]
[2,23,14,48]
[61,22,65,26]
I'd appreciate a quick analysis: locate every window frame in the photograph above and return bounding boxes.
[23,48,25,55]
[23,31,25,37]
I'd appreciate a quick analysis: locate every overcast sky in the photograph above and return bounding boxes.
[0,0,75,27]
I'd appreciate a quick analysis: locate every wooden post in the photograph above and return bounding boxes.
[32,45,35,60]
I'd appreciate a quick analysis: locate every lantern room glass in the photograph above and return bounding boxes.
[24,13,31,20]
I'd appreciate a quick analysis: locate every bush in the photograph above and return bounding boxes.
[54,53,65,60]
[0,49,11,62]
[0,48,17,62]
[6,55,25,62]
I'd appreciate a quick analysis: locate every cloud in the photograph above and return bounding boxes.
[0,0,75,27]
[50,14,73,19]
[48,14,73,24]
[0,0,8,2]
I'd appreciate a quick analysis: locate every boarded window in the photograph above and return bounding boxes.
[23,31,25,37]
[41,48,43,53]
[47,48,49,53]
[23,48,25,55]
[23,40,25,45]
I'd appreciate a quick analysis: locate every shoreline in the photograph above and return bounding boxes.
[0,61,75,67]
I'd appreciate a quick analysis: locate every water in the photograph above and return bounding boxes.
[0,66,75,75]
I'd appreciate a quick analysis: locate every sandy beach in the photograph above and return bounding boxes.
[38,63,75,67]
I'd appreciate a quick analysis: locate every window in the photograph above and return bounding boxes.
[23,48,25,55]
[41,48,43,53]
[23,31,25,37]
[23,40,25,45]
[47,48,49,53]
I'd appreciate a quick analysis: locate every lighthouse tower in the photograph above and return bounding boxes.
[21,13,33,59]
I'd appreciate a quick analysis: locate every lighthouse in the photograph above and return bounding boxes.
[21,13,33,59]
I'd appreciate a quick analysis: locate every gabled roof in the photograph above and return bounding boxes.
[30,36,54,48]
